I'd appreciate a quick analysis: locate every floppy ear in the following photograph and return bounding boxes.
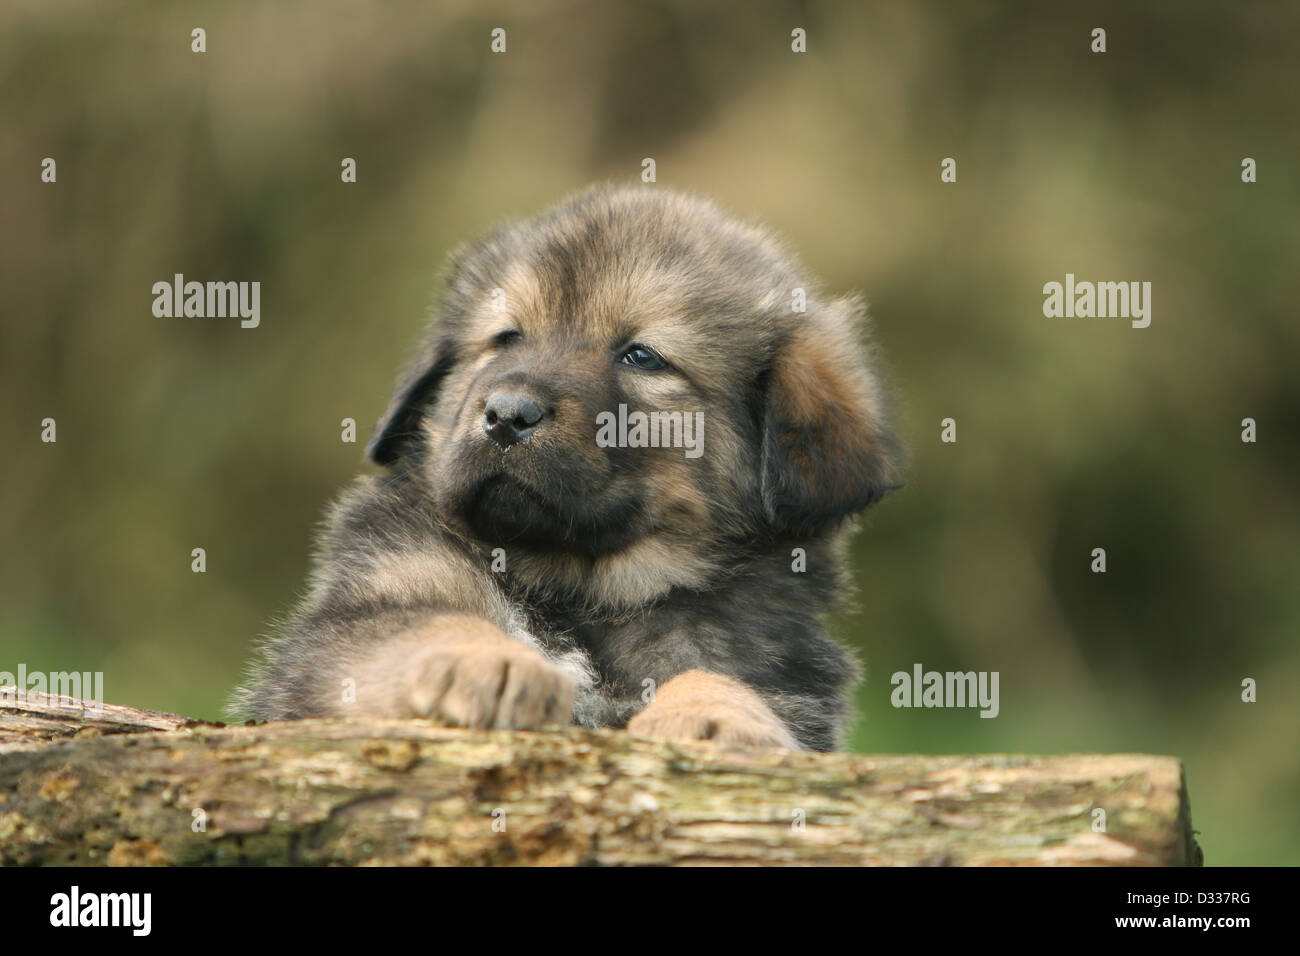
[760,298,901,535]
[365,335,458,466]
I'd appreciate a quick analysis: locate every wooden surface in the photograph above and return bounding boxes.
[0,688,1201,866]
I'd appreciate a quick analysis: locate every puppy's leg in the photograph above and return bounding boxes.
[335,614,575,728]
[627,670,801,749]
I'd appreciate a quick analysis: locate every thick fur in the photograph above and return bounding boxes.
[232,185,901,751]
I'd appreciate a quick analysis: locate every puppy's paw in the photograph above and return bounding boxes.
[407,633,574,729]
[627,705,798,749]
[351,615,575,729]
[627,670,800,750]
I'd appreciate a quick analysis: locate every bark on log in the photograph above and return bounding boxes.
[0,689,1201,866]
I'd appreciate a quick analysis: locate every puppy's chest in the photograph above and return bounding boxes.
[522,602,704,684]
[522,607,628,674]
[496,605,632,727]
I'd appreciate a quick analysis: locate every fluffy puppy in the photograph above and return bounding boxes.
[233,185,900,750]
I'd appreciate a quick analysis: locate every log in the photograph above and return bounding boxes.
[0,688,1201,866]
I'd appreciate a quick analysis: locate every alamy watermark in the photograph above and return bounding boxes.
[50,886,151,936]
[891,663,999,718]
[152,273,260,328]
[1042,273,1151,328]
[595,404,704,459]
[0,665,105,715]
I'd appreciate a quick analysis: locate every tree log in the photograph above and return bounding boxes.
[0,689,1200,866]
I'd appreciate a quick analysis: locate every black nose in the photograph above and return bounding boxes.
[483,392,545,448]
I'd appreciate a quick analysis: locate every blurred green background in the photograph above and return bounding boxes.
[2,1,1296,864]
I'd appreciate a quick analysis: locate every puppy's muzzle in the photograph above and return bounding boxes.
[483,392,546,448]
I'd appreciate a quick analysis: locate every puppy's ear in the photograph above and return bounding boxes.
[365,334,458,466]
[760,298,901,535]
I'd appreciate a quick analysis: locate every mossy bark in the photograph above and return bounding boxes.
[0,690,1200,866]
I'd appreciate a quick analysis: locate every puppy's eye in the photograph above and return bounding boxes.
[619,344,669,371]
[491,329,522,348]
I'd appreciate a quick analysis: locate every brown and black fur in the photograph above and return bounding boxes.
[232,185,901,751]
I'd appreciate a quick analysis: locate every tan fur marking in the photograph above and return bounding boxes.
[627,669,801,749]
[335,613,575,728]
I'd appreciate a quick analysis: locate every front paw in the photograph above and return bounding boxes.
[406,634,574,729]
[350,616,575,729]
[626,670,800,749]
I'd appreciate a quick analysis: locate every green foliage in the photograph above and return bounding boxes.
[1,1,1295,864]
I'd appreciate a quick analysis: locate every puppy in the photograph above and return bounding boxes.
[233,185,900,750]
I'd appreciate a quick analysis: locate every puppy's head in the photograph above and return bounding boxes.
[368,186,900,604]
